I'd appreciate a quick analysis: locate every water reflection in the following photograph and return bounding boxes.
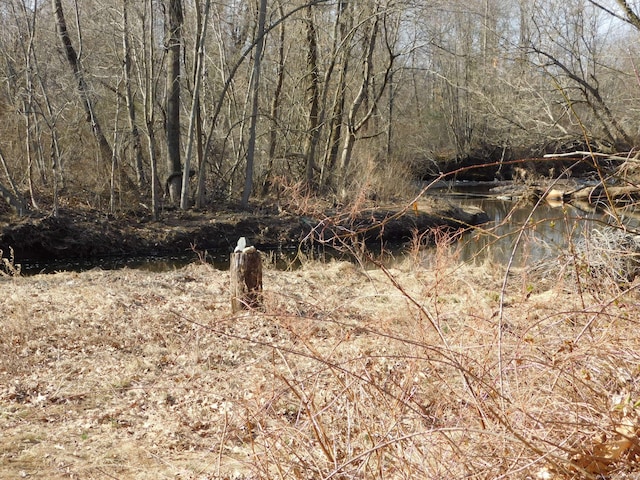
[460,198,602,266]
[438,187,606,267]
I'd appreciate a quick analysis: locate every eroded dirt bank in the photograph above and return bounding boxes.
[0,202,488,263]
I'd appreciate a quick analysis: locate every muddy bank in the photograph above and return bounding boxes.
[0,203,488,263]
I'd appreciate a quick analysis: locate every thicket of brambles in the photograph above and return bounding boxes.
[1,0,640,217]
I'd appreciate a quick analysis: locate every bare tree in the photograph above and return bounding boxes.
[241,0,267,208]
[180,0,211,210]
[165,0,183,203]
[23,0,62,215]
[320,0,351,190]
[261,2,286,195]
[122,0,146,189]
[337,2,396,193]
[51,0,113,167]
[191,0,208,209]
[302,5,320,186]
[11,0,40,210]
[136,0,163,219]
[530,0,632,147]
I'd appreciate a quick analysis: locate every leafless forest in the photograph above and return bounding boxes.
[1,0,639,216]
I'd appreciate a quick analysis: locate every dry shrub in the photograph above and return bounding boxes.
[2,244,640,479]
[406,225,464,269]
[0,247,21,277]
[341,155,418,206]
[244,256,640,479]
[272,177,330,217]
[271,156,417,220]
[566,227,640,289]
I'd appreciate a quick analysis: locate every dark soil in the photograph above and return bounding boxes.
[0,203,488,265]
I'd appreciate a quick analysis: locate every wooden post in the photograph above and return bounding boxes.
[230,242,263,313]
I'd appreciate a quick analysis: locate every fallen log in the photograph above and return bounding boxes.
[571,185,640,205]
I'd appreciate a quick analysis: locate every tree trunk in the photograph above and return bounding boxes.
[110,82,123,214]
[181,0,211,210]
[261,3,286,195]
[336,4,396,196]
[17,0,40,210]
[122,0,146,189]
[241,0,267,208]
[140,0,160,220]
[18,0,61,216]
[51,0,113,165]
[23,84,39,211]
[303,5,320,187]
[165,0,183,203]
[193,1,206,209]
[337,10,380,189]
[321,0,350,190]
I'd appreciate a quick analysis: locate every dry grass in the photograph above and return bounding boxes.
[0,247,21,277]
[1,243,640,479]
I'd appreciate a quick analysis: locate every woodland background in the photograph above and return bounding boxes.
[1,0,640,218]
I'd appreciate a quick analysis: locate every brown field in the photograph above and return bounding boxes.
[2,245,640,479]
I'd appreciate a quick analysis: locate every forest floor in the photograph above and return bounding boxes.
[2,242,640,479]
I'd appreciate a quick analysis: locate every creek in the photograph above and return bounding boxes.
[428,182,618,267]
[19,248,306,275]
[16,182,630,275]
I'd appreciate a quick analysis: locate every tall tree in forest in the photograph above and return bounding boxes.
[51,0,113,166]
[261,2,286,194]
[337,3,396,193]
[321,0,351,190]
[241,0,267,207]
[191,0,208,209]
[337,7,380,188]
[122,0,145,189]
[165,0,183,203]
[181,0,211,210]
[303,5,320,186]
[12,0,40,210]
[138,0,162,219]
[16,0,62,216]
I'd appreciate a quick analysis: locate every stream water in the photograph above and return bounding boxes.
[19,249,302,275]
[430,183,610,267]
[17,183,632,275]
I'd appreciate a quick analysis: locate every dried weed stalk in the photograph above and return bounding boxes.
[0,247,20,276]
[276,190,640,479]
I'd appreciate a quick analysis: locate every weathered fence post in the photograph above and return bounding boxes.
[230,237,263,312]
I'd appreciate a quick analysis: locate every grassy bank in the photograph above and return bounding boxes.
[1,243,640,479]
